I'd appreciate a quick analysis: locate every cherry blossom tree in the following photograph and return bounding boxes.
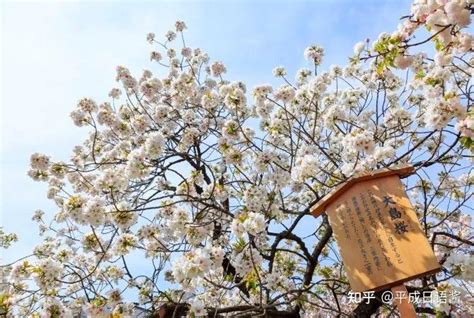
[1,0,473,317]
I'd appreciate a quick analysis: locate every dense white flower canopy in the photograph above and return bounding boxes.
[1,1,473,317]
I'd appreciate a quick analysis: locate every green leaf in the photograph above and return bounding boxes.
[233,237,247,252]
[460,136,474,152]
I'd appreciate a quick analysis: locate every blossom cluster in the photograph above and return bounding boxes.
[1,2,473,318]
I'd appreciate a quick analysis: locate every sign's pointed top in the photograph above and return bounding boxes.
[311,165,415,218]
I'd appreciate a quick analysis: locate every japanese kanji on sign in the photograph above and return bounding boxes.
[311,166,440,316]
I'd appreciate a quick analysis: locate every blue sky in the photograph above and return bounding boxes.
[1,0,412,263]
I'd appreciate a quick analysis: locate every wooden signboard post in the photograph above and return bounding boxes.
[311,166,441,317]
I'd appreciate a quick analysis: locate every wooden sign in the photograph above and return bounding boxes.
[311,166,440,292]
